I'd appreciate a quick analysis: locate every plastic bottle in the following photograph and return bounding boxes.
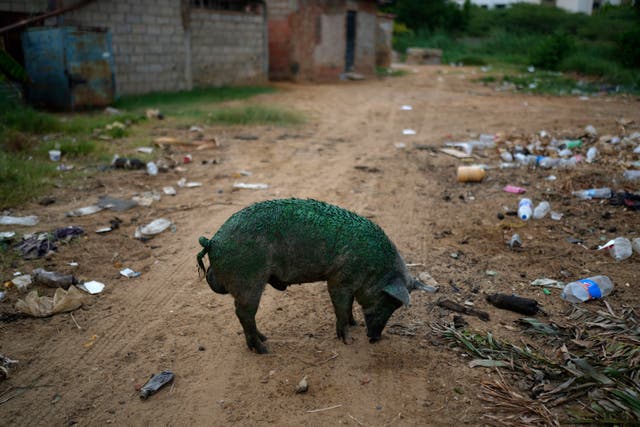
[537,156,561,169]
[561,276,613,303]
[604,237,633,261]
[139,370,174,400]
[572,188,612,200]
[586,147,597,163]
[518,198,533,220]
[146,161,158,176]
[500,151,513,162]
[632,238,640,254]
[533,201,550,219]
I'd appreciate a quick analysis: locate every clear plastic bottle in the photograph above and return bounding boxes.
[533,201,550,219]
[572,188,612,200]
[586,147,597,163]
[608,237,633,261]
[538,156,561,169]
[561,276,613,303]
[518,198,533,220]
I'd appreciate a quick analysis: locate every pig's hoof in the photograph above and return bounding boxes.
[343,336,354,345]
[349,318,357,326]
[250,342,269,354]
[257,331,268,342]
[368,336,381,344]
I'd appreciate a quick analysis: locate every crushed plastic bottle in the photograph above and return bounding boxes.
[561,276,613,303]
[518,198,533,221]
[0,215,39,226]
[139,370,174,400]
[599,237,633,261]
[533,201,550,219]
[586,147,597,163]
[572,188,612,200]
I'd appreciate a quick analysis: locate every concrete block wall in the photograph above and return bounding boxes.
[63,0,188,95]
[190,10,266,87]
[0,0,47,13]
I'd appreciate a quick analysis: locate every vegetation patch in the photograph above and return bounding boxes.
[205,105,304,126]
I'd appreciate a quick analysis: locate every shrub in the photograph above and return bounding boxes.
[616,27,640,68]
[530,32,574,70]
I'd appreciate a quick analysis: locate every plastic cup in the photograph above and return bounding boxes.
[49,150,61,161]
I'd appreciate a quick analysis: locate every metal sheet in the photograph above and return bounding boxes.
[21,26,115,110]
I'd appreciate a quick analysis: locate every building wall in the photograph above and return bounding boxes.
[0,0,47,13]
[1,0,267,96]
[557,0,593,14]
[266,0,378,81]
[189,9,266,87]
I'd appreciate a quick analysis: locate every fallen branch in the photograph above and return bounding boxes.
[437,298,490,321]
[306,404,342,413]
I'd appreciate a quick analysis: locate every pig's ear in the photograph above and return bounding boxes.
[384,279,411,306]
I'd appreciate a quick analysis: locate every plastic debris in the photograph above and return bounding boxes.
[11,275,32,293]
[146,161,158,176]
[177,178,203,188]
[48,149,61,161]
[139,370,174,400]
[112,156,145,170]
[550,211,563,221]
[233,183,269,190]
[66,205,104,217]
[32,268,77,289]
[457,166,485,182]
[509,234,522,249]
[402,129,416,135]
[561,276,613,303]
[14,233,56,259]
[572,188,612,200]
[132,191,161,207]
[503,185,526,194]
[15,286,86,317]
[120,268,141,278]
[623,170,640,181]
[533,201,550,219]
[98,196,138,212]
[136,147,154,154]
[598,237,633,261]
[0,353,18,380]
[135,218,172,239]
[163,186,177,196]
[530,278,565,289]
[145,109,164,120]
[295,376,309,394]
[189,126,204,133]
[400,105,413,111]
[0,215,39,226]
[78,281,105,294]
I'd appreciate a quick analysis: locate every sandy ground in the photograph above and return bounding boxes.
[1,65,639,426]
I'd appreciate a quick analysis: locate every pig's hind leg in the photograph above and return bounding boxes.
[234,286,269,354]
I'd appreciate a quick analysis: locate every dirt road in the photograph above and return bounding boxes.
[1,66,639,426]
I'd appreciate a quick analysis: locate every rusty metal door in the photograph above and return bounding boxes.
[64,28,115,110]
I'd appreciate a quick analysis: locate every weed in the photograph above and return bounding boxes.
[0,152,57,208]
[376,67,409,77]
[205,105,304,126]
[114,86,276,112]
[530,32,574,71]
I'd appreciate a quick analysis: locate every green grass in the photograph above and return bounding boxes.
[205,105,304,126]
[0,85,295,208]
[114,86,276,112]
[376,67,409,77]
[0,151,58,208]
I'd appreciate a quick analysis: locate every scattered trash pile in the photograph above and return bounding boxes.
[432,304,640,425]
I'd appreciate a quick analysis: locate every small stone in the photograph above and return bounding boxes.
[295,376,308,394]
[198,346,205,352]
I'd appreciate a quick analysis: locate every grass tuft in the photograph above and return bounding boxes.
[205,105,304,126]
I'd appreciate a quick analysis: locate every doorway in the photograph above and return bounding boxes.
[345,10,356,72]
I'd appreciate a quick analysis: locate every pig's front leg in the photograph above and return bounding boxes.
[328,283,355,344]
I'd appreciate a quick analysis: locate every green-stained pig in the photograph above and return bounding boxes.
[197,198,432,354]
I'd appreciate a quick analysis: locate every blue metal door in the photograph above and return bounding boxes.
[64,28,115,110]
[22,26,115,110]
[21,28,70,109]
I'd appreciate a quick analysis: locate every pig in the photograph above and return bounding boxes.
[197,198,431,354]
